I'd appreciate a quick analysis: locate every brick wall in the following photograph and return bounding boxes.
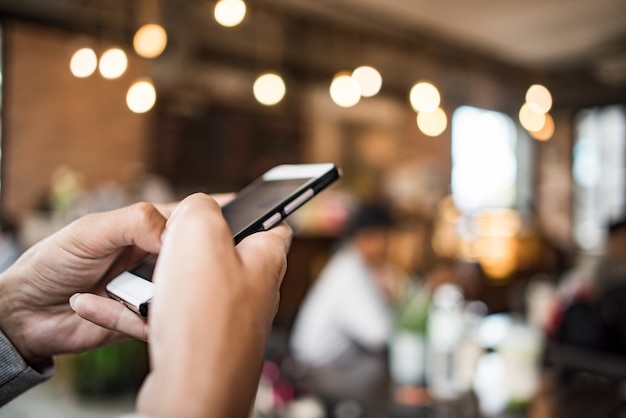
[1,22,150,221]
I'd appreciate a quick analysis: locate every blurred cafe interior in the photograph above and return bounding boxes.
[1,0,626,417]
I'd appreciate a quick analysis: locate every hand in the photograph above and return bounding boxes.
[69,193,235,342]
[135,193,292,418]
[0,202,167,365]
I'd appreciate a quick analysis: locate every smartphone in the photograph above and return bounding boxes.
[106,163,341,317]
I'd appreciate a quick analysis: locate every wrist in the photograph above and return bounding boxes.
[0,268,39,365]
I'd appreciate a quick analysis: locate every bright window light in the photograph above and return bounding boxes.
[451,106,517,214]
[573,105,626,251]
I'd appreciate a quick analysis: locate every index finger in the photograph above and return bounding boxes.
[57,202,167,257]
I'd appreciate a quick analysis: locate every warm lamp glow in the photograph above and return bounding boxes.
[479,209,522,237]
[530,113,555,141]
[417,107,447,137]
[474,210,521,280]
[133,24,167,59]
[519,103,546,132]
[253,73,286,106]
[214,0,247,27]
[126,79,156,113]
[410,81,440,112]
[99,48,128,79]
[330,72,361,108]
[525,84,552,113]
[70,47,97,78]
[352,66,382,97]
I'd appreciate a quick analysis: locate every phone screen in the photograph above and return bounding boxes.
[223,178,309,238]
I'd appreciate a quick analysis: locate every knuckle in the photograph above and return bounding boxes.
[131,201,158,219]
[131,202,162,228]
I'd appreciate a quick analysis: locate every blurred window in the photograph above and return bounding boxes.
[451,106,521,214]
[573,105,626,251]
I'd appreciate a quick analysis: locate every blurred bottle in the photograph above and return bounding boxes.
[472,313,542,416]
[389,284,430,389]
[455,301,487,393]
[426,284,465,400]
[472,313,512,416]
[499,321,543,410]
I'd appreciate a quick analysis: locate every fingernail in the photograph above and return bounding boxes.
[69,293,82,311]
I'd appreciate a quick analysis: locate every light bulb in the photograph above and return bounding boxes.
[70,47,97,78]
[214,0,247,27]
[530,113,554,141]
[352,66,382,97]
[417,107,447,137]
[253,73,286,106]
[330,72,361,108]
[519,103,546,132]
[133,24,167,59]
[99,48,128,79]
[410,81,440,113]
[127,79,156,113]
[525,84,552,113]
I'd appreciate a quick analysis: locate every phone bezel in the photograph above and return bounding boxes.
[226,163,340,244]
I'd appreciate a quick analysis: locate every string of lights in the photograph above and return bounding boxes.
[66,0,554,139]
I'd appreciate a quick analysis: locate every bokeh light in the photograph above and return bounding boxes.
[330,72,361,108]
[519,103,546,132]
[126,79,156,113]
[133,24,167,59]
[70,47,97,78]
[352,66,382,97]
[409,81,440,113]
[253,73,286,106]
[525,84,552,113]
[417,107,447,137]
[529,113,555,141]
[214,0,247,27]
[98,48,128,79]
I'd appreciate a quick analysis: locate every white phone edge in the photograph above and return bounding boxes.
[106,271,154,316]
[262,163,336,180]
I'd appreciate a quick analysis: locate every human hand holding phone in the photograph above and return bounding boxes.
[135,193,293,417]
[105,163,341,317]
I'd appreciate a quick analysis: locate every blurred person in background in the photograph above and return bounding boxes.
[556,217,626,355]
[290,201,404,404]
[595,217,626,297]
[592,217,626,354]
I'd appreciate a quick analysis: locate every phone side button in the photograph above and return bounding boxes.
[284,189,315,215]
[263,213,283,230]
